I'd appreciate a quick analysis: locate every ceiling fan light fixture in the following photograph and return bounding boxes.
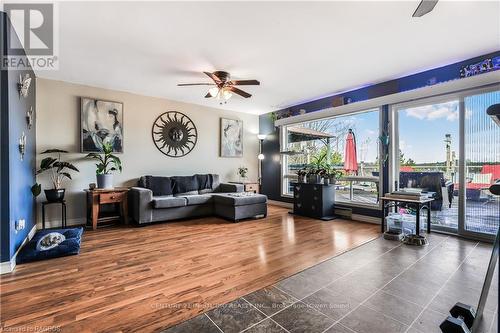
[180,70,258,102]
[208,87,219,98]
[222,89,232,100]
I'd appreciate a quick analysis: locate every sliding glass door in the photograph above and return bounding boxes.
[396,99,461,233]
[393,86,500,240]
[462,90,500,237]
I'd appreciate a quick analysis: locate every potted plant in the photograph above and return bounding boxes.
[32,149,79,202]
[296,168,307,183]
[86,142,122,189]
[307,167,321,184]
[237,166,248,182]
[328,169,344,185]
[316,168,328,185]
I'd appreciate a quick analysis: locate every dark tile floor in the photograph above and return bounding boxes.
[162,234,499,333]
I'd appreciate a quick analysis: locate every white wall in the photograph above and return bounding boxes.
[36,79,259,226]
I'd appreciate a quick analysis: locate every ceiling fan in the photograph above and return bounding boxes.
[177,71,260,104]
[412,0,438,17]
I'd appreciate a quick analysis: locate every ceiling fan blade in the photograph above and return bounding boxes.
[177,83,215,86]
[203,71,222,84]
[412,0,438,17]
[228,86,252,98]
[229,79,260,86]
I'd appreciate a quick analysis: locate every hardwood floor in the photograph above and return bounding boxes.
[0,205,379,333]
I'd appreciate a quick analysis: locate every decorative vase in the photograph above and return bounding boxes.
[329,176,337,185]
[324,178,330,185]
[44,189,65,202]
[97,174,114,189]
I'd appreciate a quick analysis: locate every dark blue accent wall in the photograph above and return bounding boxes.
[259,51,500,215]
[1,13,9,262]
[1,12,37,263]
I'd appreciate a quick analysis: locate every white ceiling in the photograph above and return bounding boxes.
[36,1,500,115]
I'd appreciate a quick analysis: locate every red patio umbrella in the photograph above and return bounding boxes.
[344,129,358,175]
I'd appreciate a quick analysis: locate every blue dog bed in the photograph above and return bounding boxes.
[16,227,83,264]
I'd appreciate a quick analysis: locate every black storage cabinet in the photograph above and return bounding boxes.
[291,182,336,220]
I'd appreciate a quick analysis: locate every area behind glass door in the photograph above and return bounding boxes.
[397,99,460,233]
[463,90,500,236]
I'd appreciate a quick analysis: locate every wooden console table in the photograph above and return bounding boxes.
[85,187,129,230]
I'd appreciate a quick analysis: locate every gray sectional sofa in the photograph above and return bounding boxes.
[129,174,267,224]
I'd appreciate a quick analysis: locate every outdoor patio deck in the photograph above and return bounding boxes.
[433,195,499,234]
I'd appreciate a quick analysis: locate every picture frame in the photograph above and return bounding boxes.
[220,118,243,158]
[80,97,124,153]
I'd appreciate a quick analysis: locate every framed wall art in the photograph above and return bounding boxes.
[220,118,243,157]
[81,97,123,153]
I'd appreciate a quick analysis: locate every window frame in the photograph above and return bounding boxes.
[279,107,383,210]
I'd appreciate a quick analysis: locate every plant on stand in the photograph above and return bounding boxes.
[85,142,122,189]
[307,151,328,183]
[326,166,344,185]
[237,166,248,182]
[296,168,307,183]
[317,168,328,184]
[32,149,79,202]
[305,167,318,183]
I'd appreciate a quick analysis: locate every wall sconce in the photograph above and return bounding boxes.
[257,134,267,185]
[19,132,26,161]
[17,74,32,98]
[26,106,34,129]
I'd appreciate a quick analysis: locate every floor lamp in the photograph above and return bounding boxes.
[257,134,266,186]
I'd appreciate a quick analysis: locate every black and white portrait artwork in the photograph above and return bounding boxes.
[81,98,123,153]
[220,118,243,157]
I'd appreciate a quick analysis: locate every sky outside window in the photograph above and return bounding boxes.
[399,101,460,164]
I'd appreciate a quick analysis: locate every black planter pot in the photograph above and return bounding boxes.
[44,189,65,202]
[307,174,321,184]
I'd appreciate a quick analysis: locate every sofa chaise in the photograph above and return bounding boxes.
[129,174,267,224]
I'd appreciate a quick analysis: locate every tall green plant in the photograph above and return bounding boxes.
[32,149,80,196]
[85,142,122,175]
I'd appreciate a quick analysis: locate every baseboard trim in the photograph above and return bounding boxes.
[0,259,15,274]
[39,217,86,229]
[1,224,37,274]
[351,214,380,225]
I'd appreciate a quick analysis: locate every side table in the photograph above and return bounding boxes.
[85,187,129,230]
[229,181,260,193]
[381,196,434,245]
[42,200,67,229]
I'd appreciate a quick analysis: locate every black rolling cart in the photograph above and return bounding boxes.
[41,200,67,229]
